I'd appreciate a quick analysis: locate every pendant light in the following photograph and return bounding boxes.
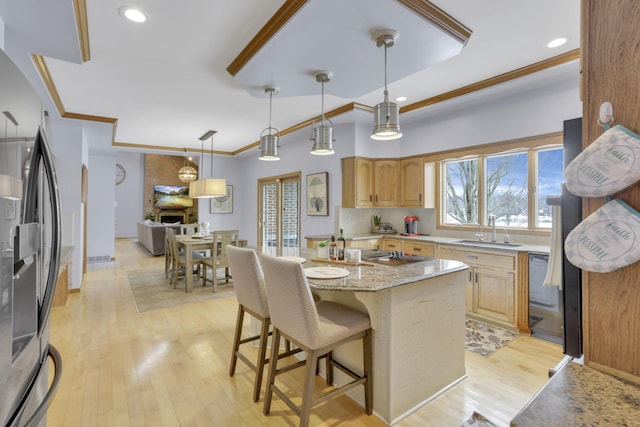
[189,130,226,198]
[178,148,197,182]
[371,30,402,140]
[310,71,335,155]
[1,111,23,200]
[259,86,280,161]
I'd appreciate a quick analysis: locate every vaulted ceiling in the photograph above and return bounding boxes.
[0,0,580,155]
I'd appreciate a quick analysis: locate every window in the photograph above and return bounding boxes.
[258,172,301,247]
[440,138,563,232]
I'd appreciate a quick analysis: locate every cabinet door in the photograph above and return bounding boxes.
[374,160,399,207]
[381,238,402,251]
[400,157,424,207]
[473,267,515,325]
[402,240,435,257]
[355,158,374,207]
[346,239,379,250]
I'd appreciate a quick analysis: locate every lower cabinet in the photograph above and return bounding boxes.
[402,240,436,257]
[439,245,517,329]
[346,239,379,250]
[380,238,403,252]
[52,257,71,308]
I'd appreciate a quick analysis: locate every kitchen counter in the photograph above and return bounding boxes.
[258,246,468,425]
[511,361,640,426]
[305,233,550,254]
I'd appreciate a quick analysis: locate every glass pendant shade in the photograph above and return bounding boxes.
[310,120,334,155]
[259,86,280,161]
[0,174,22,200]
[178,165,197,182]
[259,131,280,161]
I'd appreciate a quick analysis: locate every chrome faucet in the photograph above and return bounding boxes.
[475,223,484,241]
[489,215,497,242]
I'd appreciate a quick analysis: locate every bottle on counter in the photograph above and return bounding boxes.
[329,236,338,261]
[338,228,346,261]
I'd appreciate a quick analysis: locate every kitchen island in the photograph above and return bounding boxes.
[259,247,469,425]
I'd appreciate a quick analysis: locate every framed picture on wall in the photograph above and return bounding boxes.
[306,172,328,216]
[210,185,233,214]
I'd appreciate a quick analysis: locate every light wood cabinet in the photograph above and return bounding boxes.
[400,157,424,207]
[439,245,517,329]
[52,258,71,308]
[380,238,403,252]
[402,240,436,257]
[342,157,398,208]
[373,159,399,207]
[346,239,379,250]
[342,157,374,208]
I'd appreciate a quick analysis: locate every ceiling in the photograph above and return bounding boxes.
[1,0,581,155]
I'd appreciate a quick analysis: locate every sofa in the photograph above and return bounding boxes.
[137,220,181,256]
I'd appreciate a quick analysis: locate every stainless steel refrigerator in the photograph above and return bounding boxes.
[1,49,63,426]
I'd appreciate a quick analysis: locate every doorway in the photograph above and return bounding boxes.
[258,172,301,247]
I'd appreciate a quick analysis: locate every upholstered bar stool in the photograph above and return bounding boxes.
[260,254,373,427]
[226,246,299,402]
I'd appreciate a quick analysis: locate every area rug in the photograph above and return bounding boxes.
[465,318,519,357]
[127,269,235,313]
[461,411,499,427]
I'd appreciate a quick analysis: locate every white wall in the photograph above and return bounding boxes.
[195,121,356,246]
[115,151,144,238]
[87,154,116,259]
[48,120,85,290]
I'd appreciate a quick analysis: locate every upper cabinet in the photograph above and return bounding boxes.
[342,157,374,208]
[373,159,399,207]
[342,157,399,208]
[400,157,424,207]
[343,156,433,209]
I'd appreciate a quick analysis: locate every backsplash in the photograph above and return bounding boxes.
[337,207,551,247]
[338,208,436,235]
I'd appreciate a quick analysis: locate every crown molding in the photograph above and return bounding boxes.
[73,0,91,61]
[226,0,308,76]
[402,48,581,114]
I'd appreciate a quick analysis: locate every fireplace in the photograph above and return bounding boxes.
[156,209,187,224]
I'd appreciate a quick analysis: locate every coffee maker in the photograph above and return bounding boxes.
[404,216,419,235]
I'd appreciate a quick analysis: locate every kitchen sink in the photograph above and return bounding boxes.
[454,240,523,248]
[361,250,435,266]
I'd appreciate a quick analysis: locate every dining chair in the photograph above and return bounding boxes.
[166,228,205,288]
[180,223,199,235]
[226,246,300,402]
[202,229,239,292]
[260,254,373,427]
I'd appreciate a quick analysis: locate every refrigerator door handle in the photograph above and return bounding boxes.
[7,344,62,427]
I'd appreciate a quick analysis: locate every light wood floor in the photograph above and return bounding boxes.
[47,238,563,426]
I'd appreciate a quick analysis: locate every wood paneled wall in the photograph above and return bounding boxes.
[582,0,640,382]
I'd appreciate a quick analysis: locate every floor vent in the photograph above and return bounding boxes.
[88,255,111,263]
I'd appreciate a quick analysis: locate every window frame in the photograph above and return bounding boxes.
[432,132,563,235]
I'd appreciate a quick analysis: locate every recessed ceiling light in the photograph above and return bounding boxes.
[547,37,568,48]
[395,96,407,102]
[119,7,147,23]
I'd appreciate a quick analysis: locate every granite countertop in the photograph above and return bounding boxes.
[257,247,468,292]
[305,233,550,254]
[511,362,640,426]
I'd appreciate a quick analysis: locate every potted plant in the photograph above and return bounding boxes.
[372,215,381,232]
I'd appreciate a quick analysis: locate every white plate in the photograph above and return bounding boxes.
[278,256,306,264]
[304,267,350,279]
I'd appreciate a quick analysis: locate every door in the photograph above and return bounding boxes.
[400,157,424,207]
[374,159,399,207]
[258,172,300,247]
[474,267,515,324]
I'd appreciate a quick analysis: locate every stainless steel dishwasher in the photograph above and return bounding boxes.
[529,254,563,344]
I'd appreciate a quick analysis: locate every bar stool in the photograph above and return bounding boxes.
[260,254,373,427]
[226,246,299,402]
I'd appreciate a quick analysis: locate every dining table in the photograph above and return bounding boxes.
[175,234,213,293]
[175,234,248,293]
